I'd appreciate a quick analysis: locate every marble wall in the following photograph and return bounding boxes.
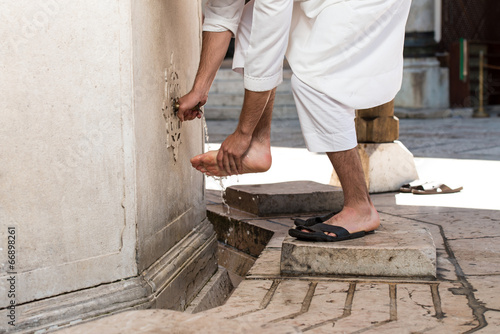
[0,0,215,332]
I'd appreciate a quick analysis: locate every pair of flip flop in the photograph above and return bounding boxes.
[400,181,463,195]
[288,211,375,242]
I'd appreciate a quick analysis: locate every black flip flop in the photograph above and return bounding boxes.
[292,211,340,227]
[288,223,375,242]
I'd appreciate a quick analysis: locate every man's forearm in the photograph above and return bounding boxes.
[192,31,233,98]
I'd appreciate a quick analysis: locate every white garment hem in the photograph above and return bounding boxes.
[302,130,358,153]
[244,69,283,92]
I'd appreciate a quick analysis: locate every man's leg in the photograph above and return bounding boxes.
[318,149,379,236]
[191,88,276,176]
[290,75,379,235]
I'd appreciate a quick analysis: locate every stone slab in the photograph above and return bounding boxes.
[467,276,500,310]
[448,237,500,275]
[280,221,436,278]
[224,181,344,216]
[330,141,418,193]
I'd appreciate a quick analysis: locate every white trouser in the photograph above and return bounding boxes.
[233,1,358,152]
[291,75,357,152]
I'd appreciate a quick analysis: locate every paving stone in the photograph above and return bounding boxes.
[247,249,282,277]
[402,211,500,239]
[437,282,478,332]
[448,237,500,275]
[330,142,418,193]
[281,221,436,278]
[205,279,276,318]
[331,283,392,332]
[266,232,287,248]
[234,280,312,323]
[224,181,344,216]
[477,311,500,333]
[276,281,349,330]
[392,284,437,329]
[467,275,500,310]
[54,309,300,334]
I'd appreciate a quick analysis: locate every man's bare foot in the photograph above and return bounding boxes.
[191,140,272,176]
[301,203,380,237]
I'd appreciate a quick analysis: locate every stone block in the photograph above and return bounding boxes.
[224,181,344,216]
[330,141,419,193]
[280,220,436,278]
[355,116,399,143]
[356,100,395,118]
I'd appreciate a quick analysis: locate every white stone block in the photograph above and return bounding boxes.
[281,221,436,278]
[330,141,419,193]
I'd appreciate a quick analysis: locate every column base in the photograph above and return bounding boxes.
[330,141,418,193]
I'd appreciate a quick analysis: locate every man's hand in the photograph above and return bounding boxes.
[176,90,207,122]
[217,129,252,175]
[177,31,233,122]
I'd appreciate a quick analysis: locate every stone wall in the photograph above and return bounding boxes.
[0,1,216,332]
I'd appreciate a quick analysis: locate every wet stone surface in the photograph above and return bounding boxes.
[203,188,497,333]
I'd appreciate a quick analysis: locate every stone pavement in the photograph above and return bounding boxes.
[199,115,500,333]
[202,187,500,333]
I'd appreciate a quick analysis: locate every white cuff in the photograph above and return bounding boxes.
[203,18,239,36]
[244,68,283,92]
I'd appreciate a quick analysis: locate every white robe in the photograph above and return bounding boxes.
[203,0,411,109]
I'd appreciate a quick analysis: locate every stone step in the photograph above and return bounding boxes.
[224,181,344,216]
[281,220,436,278]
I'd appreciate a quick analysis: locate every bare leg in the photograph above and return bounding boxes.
[303,148,380,236]
[191,88,276,176]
